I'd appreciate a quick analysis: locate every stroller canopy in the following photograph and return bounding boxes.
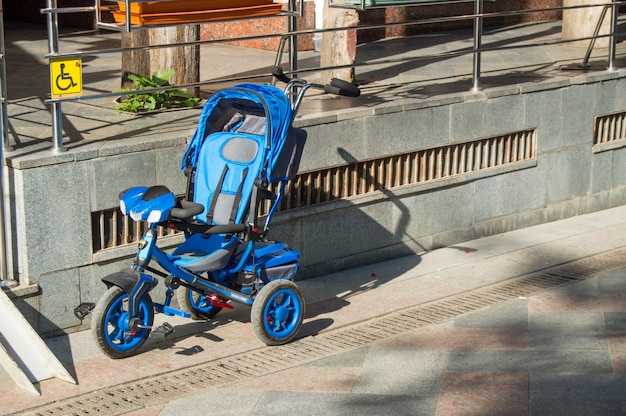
[182,83,295,184]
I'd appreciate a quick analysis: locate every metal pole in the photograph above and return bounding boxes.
[289,0,298,74]
[0,1,9,152]
[46,0,65,153]
[288,0,298,102]
[471,0,483,92]
[0,0,15,288]
[582,5,610,69]
[608,0,618,71]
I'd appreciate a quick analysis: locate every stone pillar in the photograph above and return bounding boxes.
[320,2,359,84]
[121,25,200,96]
[562,0,612,48]
[149,25,200,96]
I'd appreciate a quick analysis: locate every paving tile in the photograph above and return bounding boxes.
[550,278,599,296]
[530,374,626,416]
[448,350,614,374]
[605,313,626,332]
[453,300,529,331]
[530,399,626,416]
[158,388,264,416]
[597,269,626,295]
[529,311,608,350]
[0,382,39,414]
[531,373,626,402]
[42,355,150,398]
[304,346,370,368]
[608,332,626,374]
[234,367,361,393]
[529,293,626,313]
[353,347,448,396]
[375,327,528,350]
[436,372,529,416]
[252,391,439,416]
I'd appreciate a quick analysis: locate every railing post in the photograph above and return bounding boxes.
[471,0,483,92]
[608,0,618,71]
[0,1,9,152]
[46,0,65,153]
[0,0,15,288]
[289,0,298,76]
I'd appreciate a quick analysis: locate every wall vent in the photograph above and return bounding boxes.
[594,111,626,146]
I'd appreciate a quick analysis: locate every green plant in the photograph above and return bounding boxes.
[117,69,200,113]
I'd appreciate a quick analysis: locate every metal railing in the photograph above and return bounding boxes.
[35,1,625,153]
[0,1,15,287]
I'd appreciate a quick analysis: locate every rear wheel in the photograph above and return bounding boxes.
[91,286,154,359]
[176,287,222,320]
[251,279,304,346]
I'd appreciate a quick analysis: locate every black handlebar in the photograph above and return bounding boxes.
[326,78,361,97]
[272,66,360,98]
[272,66,292,84]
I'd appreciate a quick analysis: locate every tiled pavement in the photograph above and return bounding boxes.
[148,269,626,416]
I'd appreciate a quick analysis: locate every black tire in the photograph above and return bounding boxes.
[251,279,305,346]
[91,286,154,359]
[175,287,222,320]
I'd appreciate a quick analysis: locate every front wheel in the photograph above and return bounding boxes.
[251,279,305,346]
[91,286,154,359]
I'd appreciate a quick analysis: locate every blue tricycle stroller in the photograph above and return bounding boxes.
[90,73,359,358]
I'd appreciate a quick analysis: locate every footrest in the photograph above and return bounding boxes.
[151,322,174,338]
[163,305,191,318]
[154,303,192,318]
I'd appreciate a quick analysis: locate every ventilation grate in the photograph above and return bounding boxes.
[91,209,180,252]
[275,129,537,211]
[594,111,626,145]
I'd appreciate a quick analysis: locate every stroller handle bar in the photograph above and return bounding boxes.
[272,66,360,123]
[272,66,361,98]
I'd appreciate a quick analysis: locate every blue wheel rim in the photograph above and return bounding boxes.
[189,291,219,315]
[262,288,302,339]
[103,293,151,353]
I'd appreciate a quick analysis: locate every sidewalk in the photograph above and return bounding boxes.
[1,205,625,415]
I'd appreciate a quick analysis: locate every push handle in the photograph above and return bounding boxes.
[325,78,361,97]
[272,66,292,84]
[272,66,361,97]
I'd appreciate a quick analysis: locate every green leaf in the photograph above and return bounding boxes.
[116,69,200,113]
[152,69,175,87]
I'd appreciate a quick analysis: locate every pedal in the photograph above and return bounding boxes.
[151,322,174,338]
[73,303,95,320]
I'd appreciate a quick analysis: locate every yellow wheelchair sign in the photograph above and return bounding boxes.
[50,57,82,97]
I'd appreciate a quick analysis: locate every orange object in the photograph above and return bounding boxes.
[117,0,274,14]
[113,3,283,27]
